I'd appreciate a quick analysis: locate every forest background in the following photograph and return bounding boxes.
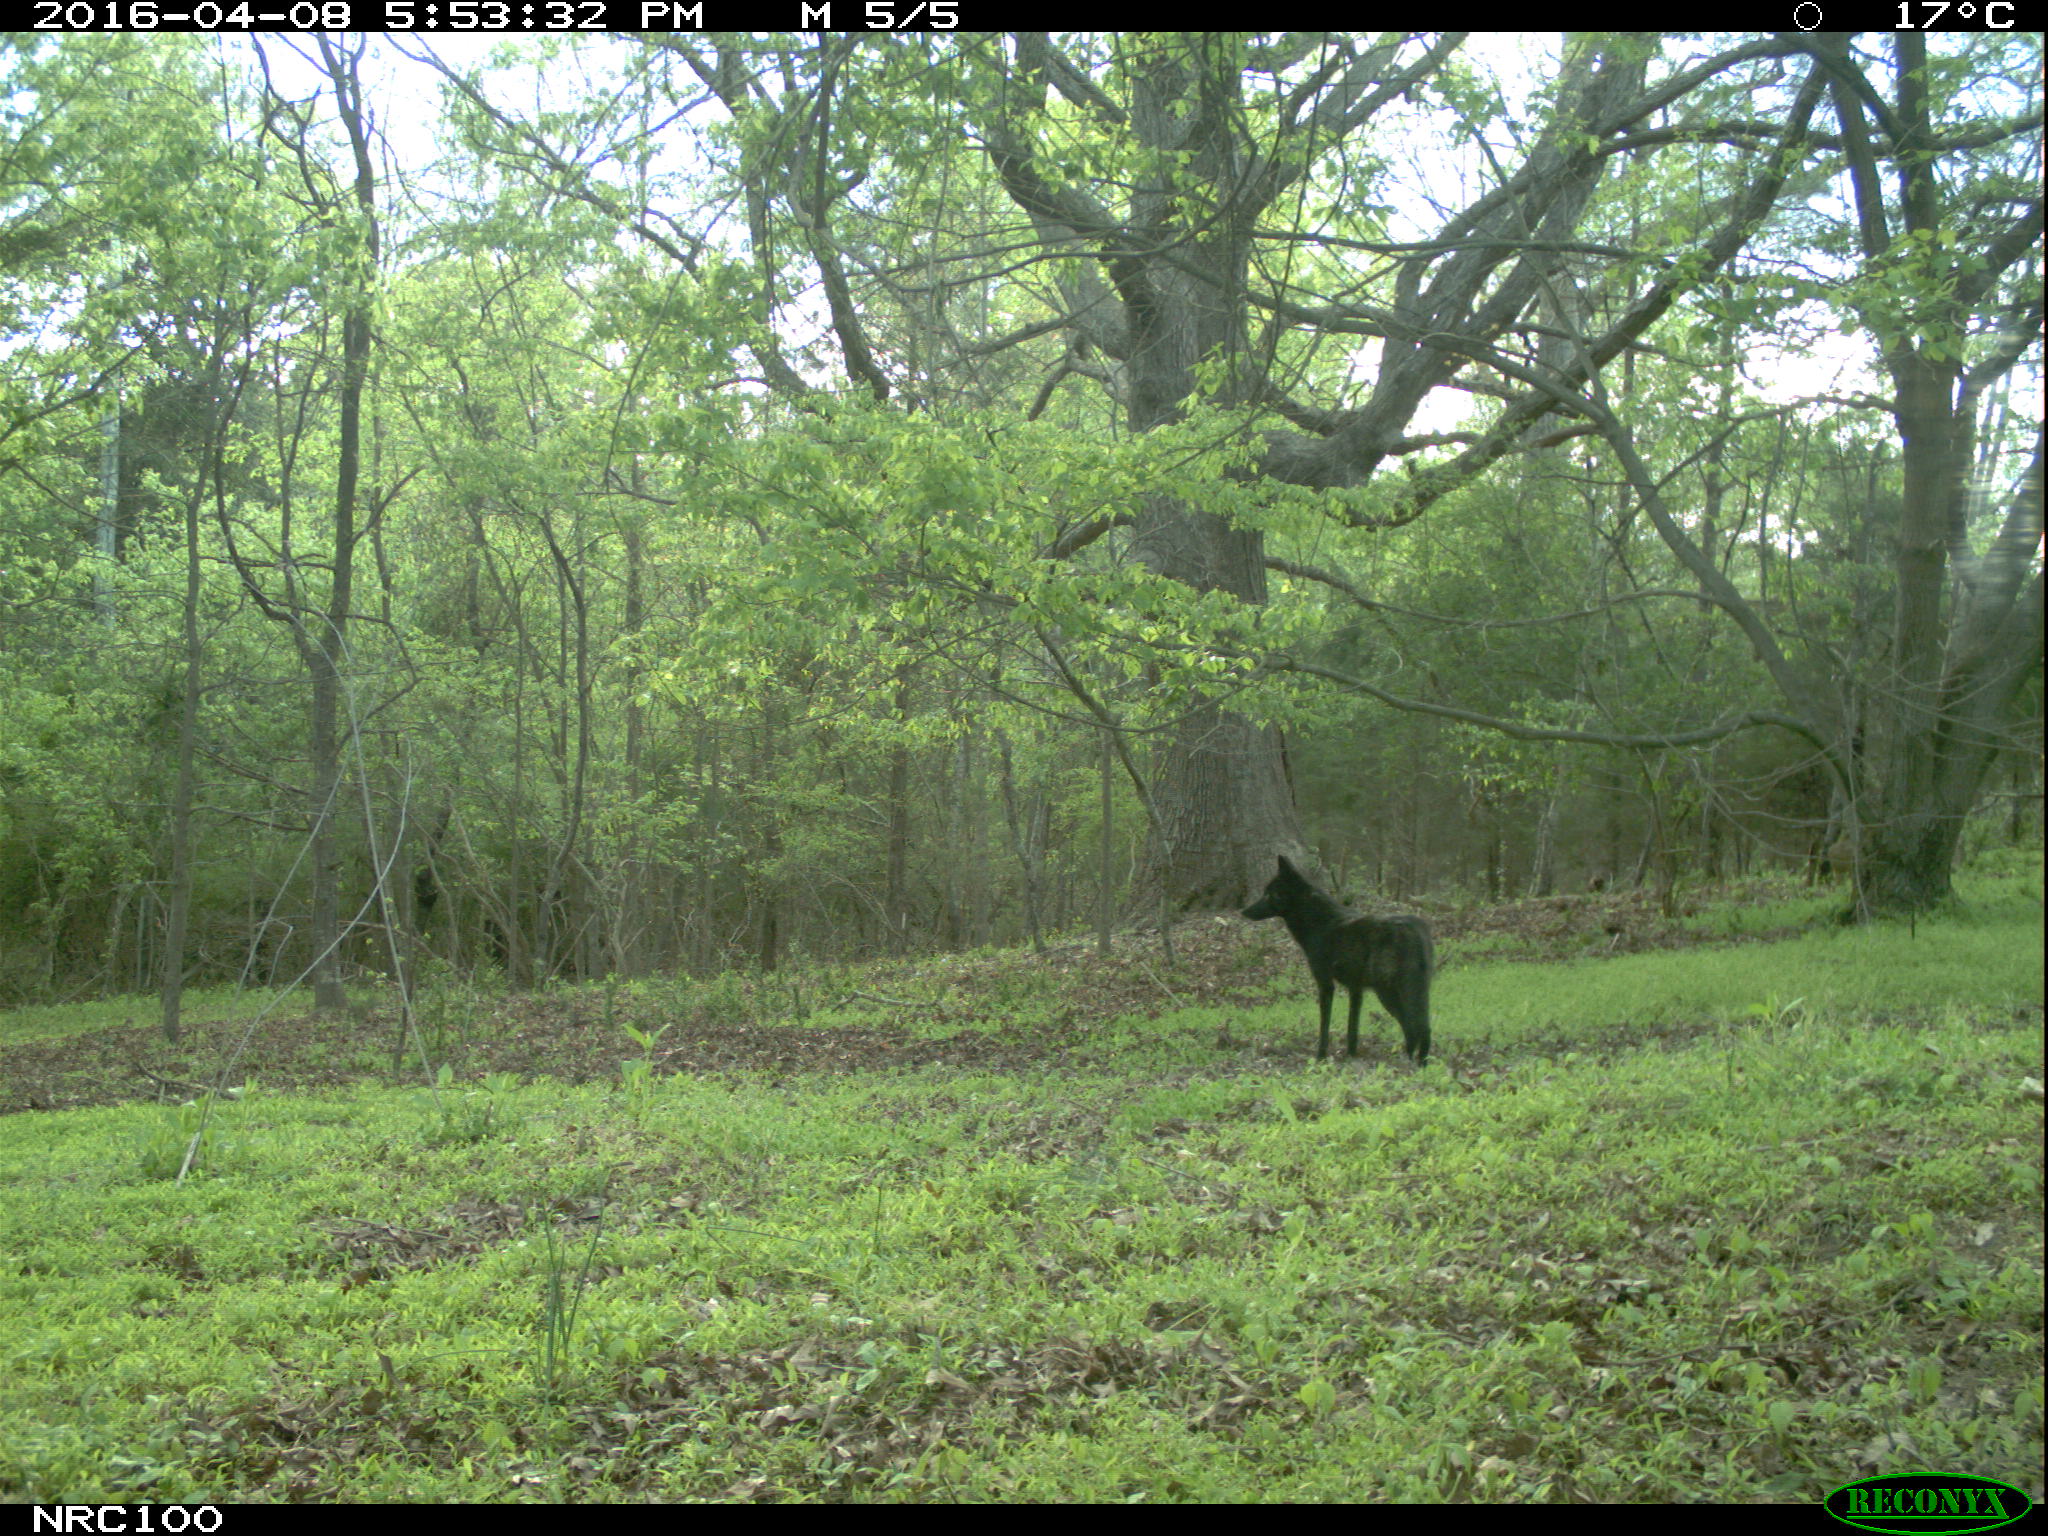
[0,31,2039,1035]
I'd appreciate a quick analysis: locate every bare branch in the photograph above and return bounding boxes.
[1266,558,1712,630]
[1267,656,1835,757]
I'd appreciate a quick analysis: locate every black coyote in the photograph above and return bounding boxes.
[1242,855,1433,1064]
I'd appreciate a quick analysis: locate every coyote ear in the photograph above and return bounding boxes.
[1277,855,1296,874]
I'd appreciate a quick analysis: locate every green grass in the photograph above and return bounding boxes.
[0,862,2040,1502]
[0,984,310,1047]
[1464,902,2040,1043]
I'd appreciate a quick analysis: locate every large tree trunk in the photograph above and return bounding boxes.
[1859,443,2043,911]
[1151,705,1304,909]
[1827,32,2045,914]
[1128,502,1307,908]
[1113,38,1310,909]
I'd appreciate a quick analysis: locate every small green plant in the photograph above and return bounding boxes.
[535,1209,606,1400]
[617,1016,674,1118]
[1741,993,1809,1027]
[419,1064,518,1145]
[618,1056,654,1115]
[412,958,476,1062]
[618,1017,675,1056]
[134,1097,218,1180]
[849,1338,905,1396]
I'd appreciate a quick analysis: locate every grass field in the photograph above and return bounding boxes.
[2,861,2041,1502]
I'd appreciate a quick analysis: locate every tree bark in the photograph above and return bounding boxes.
[158,452,209,1043]
[309,38,377,1008]
[1820,33,2046,912]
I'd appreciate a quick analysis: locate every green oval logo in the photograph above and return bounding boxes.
[1825,1475,2033,1535]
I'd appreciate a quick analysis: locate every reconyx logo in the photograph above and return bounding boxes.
[1825,1475,2032,1535]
